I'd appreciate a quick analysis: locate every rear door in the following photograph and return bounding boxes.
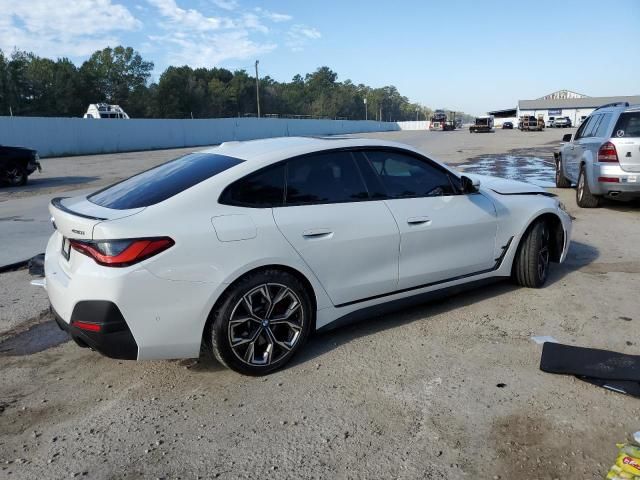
[610,111,640,173]
[360,149,498,289]
[565,115,598,181]
[273,151,400,306]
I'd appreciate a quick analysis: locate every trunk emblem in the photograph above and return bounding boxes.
[71,229,85,235]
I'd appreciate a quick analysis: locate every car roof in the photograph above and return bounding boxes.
[199,136,426,164]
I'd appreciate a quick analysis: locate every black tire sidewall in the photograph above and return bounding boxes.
[210,270,313,375]
[577,166,599,208]
[6,163,27,186]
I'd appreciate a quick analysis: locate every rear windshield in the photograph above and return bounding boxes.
[88,153,243,209]
[613,112,640,138]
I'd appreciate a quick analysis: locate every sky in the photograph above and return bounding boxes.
[1,0,639,115]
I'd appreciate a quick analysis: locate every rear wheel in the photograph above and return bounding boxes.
[555,155,571,188]
[209,269,312,375]
[512,220,551,288]
[5,162,28,186]
[576,165,600,208]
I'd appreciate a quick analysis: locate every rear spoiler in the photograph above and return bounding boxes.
[51,197,106,221]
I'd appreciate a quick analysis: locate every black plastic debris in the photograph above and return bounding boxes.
[28,253,45,276]
[540,343,640,398]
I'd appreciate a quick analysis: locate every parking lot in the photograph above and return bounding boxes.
[1,128,640,479]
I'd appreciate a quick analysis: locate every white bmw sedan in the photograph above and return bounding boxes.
[46,137,572,374]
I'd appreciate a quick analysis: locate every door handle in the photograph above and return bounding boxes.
[302,228,333,238]
[407,217,431,225]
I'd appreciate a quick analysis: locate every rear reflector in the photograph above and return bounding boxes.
[598,177,620,183]
[598,142,619,163]
[71,321,102,332]
[70,237,174,267]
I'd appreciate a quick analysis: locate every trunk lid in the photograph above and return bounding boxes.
[49,196,145,240]
[610,138,640,172]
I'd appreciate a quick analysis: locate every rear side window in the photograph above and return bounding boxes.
[575,115,596,140]
[613,112,640,138]
[594,113,613,138]
[89,153,243,209]
[364,150,457,198]
[220,164,285,207]
[285,152,368,205]
[583,114,602,138]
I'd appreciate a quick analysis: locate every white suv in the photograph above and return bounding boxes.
[555,103,640,207]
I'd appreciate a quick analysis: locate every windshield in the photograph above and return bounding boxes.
[88,153,243,209]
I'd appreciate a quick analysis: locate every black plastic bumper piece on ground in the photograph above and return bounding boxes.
[53,301,138,360]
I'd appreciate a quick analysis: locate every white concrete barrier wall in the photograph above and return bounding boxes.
[0,116,399,158]
[396,121,430,130]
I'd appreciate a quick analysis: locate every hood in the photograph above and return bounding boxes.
[462,173,553,196]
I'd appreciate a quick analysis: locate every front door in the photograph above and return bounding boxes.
[359,149,498,289]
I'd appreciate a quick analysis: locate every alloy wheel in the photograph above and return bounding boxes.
[577,173,584,201]
[537,225,550,282]
[228,283,304,366]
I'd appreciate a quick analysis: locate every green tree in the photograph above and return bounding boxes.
[79,46,153,111]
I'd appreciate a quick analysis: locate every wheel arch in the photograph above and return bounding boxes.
[201,263,319,349]
[518,212,565,264]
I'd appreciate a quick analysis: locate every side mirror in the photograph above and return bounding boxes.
[460,175,480,193]
[562,133,572,142]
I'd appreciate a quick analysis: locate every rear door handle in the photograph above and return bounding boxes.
[407,217,431,225]
[302,228,333,238]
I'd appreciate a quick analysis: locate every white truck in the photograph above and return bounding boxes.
[83,103,130,119]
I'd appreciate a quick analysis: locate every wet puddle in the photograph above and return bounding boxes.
[457,155,555,188]
[0,320,69,356]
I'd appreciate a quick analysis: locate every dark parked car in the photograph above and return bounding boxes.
[502,121,514,129]
[1,145,41,186]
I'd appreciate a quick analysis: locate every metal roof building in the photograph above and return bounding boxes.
[519,95,640,111]
[489,91,640,127]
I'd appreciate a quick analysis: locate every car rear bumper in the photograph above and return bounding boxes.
[45,231,219,361]
[590,163,640,196]
[52,302,138,360]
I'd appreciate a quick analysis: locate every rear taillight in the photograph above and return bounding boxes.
[70,237,174,267]
[598,142,618,163]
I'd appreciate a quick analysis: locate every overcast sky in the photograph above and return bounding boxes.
[1,0,639,115]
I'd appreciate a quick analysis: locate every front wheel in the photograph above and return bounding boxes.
[209,269,312,375]
[512,221,551,288]
[576,165,600,208]
[555,155,571,188]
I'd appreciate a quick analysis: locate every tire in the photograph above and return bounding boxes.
[512,220,551,288]
[576,164,600,208]
[209,269,313,375]
[555,155,571,188]
[5,162,28,186]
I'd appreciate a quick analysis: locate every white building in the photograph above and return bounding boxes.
[489,90,640,127]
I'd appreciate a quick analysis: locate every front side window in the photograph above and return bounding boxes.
[89,153,243,209]
[221,164,285,207]
[285,151,368,205]
[363,150,458,198]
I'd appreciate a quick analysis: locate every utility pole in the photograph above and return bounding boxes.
[364,97,367,121]
[254,60,261,118]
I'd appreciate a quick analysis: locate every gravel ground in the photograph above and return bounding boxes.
[1,129,639,479]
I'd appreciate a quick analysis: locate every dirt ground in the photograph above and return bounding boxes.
[1,129,639,479]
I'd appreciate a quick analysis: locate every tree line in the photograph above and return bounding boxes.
[0,46,474,122]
